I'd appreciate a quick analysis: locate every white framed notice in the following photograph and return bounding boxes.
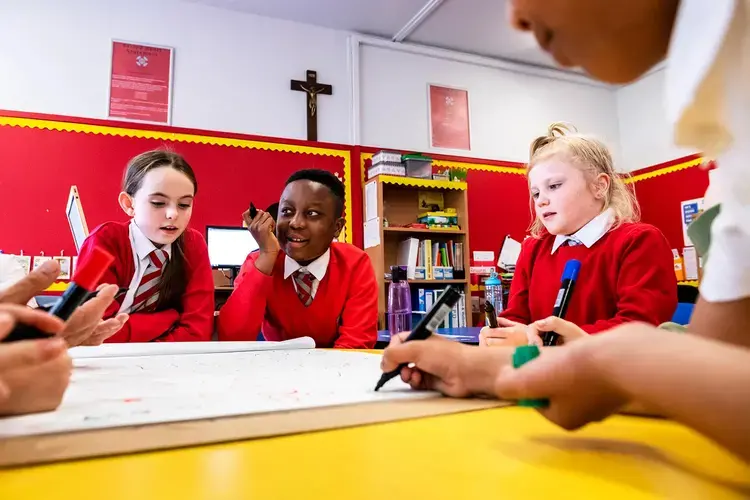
[108,40,174,125]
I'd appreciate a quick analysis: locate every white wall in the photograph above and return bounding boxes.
[1,0,637,170]
[616,68,697,171]
[0,0,352,143]
[358,43,622,166]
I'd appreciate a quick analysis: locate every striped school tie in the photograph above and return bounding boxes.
[130,249,169,313]
[566,237,582,247]
[293,269,315,307]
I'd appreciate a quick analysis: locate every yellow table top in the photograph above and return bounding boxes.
[0,406,748,499]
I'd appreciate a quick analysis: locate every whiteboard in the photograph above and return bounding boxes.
[0,349,433,438]
[66,185,89,252]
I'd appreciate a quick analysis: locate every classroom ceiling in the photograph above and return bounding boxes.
[182,0,568,72]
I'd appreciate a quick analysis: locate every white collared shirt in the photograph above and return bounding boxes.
[283,249,330,299]
[666,0,750,301]
[118,221,172,313]
[551,209,615,254]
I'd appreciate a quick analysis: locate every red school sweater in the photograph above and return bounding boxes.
[500,223,677,333]
[76,221,215,342]
[217,243,378,348]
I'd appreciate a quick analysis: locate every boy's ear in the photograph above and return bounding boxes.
[118,192,136,217]
[333,217,346,239]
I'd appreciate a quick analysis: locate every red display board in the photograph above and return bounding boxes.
[629,157,710,249]
[0,113,352,256]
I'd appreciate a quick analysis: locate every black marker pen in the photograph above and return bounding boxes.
[484,301,499,329]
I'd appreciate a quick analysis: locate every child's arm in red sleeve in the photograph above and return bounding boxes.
[155,232,215,342]
[105,310,180,342]
[76,223,124,321]
[217,252,275,341]
[581,226,678,333]
[334,254,378,349]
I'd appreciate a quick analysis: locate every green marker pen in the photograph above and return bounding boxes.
[512,345,549,408]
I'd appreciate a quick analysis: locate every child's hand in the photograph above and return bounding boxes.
[526,317,589,346]
[495,329,631,430]
[78,313,129,346]
[0,307,70,416]
[245,208,281,275]
[60,284,121,347]
[382,332,514,397]
[479,318,528,347]
[245,209,280,255]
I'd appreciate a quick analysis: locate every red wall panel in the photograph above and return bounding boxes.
[0,121,347,256]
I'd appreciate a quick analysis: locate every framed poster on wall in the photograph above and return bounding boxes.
[428,84,471,150]
[108,40,174,124]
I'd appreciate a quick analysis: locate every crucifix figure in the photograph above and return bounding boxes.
[291,70,332,141]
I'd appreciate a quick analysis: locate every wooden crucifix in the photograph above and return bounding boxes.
[291,70,332,141]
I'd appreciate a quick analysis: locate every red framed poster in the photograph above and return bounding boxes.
[108,41,173,124]
[428,84,471,150]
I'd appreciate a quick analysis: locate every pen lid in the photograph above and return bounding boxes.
[512,345,548,408]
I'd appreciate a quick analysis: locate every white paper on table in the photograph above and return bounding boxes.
[0,350,435,438]
[365,181,378,222]
[69,337,316,359]
[364,217,381,249]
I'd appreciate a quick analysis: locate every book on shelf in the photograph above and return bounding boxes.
[397,237,465,281]
[412,288,467,328]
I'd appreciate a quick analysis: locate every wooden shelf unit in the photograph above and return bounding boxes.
[364,175,472,329]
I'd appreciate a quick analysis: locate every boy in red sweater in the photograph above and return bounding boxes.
[482,123,677,346]
[217,170,377,348]
[77,150,215,342]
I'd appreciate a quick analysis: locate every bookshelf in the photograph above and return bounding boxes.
[364,175,472,329]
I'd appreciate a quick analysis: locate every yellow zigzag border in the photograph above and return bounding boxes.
[377,175,467,190]
[362,151,704,187]
[624,157,704,184]
[360,152,526,185]
[0,116,353,245]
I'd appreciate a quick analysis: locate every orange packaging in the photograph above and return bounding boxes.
[673,249,685,282]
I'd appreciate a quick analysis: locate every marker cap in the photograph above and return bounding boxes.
[512,345,549,408]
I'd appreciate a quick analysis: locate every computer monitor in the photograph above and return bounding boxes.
[66,186,89,252]
[206,226,259,269]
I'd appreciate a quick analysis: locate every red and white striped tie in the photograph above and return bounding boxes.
[130,249,169,313]
[293,269,315,307]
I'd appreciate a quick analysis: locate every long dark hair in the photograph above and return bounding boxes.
[123,149,197,312]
